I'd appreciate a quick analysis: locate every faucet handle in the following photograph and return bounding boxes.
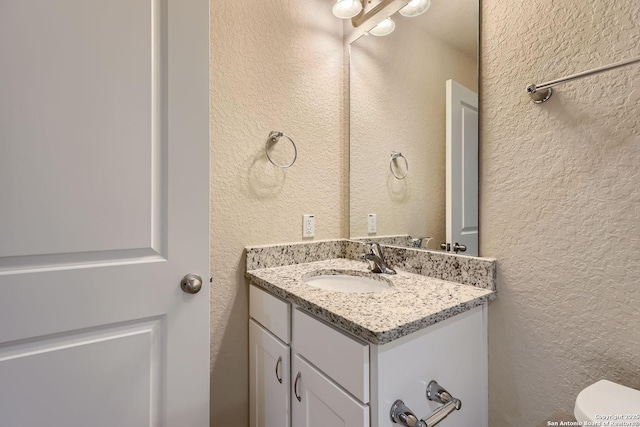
[366,242,383,257]
[361,242,396,274]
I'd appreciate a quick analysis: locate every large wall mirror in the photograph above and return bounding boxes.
[349,0,479,255]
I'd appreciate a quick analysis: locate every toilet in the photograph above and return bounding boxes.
[575,380,640,423]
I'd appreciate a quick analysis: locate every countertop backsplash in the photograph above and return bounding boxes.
[246,239,496,291]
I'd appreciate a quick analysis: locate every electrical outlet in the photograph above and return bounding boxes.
[303,214,315,238]
[367,214,377,233]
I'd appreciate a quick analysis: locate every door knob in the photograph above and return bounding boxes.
[453,243,467,253]
[180,273,203,294]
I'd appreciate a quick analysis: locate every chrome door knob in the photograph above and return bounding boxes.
[180,273,203,294]
[453,243,467,253]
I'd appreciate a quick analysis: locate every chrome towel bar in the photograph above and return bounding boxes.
[526,55,640,103]
[390,380,462,427]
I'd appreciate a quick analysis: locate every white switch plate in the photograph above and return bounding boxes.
[367,214,377,233]
[303,214,315,238]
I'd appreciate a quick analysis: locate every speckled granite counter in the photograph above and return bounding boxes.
[246,257,496,345]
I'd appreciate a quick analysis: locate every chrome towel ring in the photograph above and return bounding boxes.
[390,151,408,180]
[265,131,297,168]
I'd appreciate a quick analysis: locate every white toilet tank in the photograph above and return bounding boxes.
[575,379,640,423]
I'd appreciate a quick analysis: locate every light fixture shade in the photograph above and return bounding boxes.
[332,0,363,19]
[399,0,431,17]
[369,17,395,36]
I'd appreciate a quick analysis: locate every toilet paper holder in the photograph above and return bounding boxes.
[390,380,462,427]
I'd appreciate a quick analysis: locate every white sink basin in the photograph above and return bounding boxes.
[303,270,392,293]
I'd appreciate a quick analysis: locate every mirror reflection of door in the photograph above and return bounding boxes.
[446,80,479,256]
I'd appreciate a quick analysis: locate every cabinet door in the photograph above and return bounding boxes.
[292,354,369,427]
[250,320,291,427]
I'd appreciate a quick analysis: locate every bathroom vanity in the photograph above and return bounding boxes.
[246,246,496,427]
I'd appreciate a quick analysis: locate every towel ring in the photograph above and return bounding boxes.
[390,151,408,180]
[265,131,297,168]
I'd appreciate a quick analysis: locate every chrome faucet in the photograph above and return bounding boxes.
[411,236,432,249]
[361,242,396,275]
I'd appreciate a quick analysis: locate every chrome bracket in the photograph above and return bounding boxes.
[390,400,421,427]
[526,84,553,103]
[426,380,462,410]
[390,381,462,427]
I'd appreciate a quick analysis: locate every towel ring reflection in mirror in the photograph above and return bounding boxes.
[265,131,297,168]
[390,151,408,180]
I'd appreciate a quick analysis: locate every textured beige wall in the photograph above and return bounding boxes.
[481,0,640,425]
[209,1,345,424]
[350,19,477,241]
[210,0,640,425]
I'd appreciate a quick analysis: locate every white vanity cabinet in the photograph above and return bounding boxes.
[250,285,369,427]
[249,284,488,427]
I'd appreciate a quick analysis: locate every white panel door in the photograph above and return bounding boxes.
[446,80,479,256]
[292,355,369,427]
[249,320,291,427]
[0,0,210,425]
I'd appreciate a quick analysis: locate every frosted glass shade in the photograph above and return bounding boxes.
[399,0,431,17]
[332,0,363,19]
[369,18,395,36]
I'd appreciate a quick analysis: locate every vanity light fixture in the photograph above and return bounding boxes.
[344,0,421,43]
[368,17,395,36]
[332,0,363,19]
[399,0,430,17]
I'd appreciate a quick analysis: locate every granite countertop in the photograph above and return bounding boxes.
[246,258,496,345]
